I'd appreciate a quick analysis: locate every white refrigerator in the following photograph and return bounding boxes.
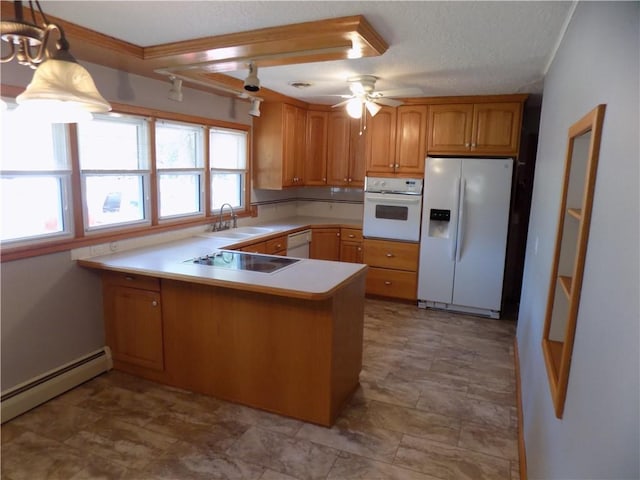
[417,157,513,318]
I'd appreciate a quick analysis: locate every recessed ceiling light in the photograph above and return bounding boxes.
[288,81,313,89]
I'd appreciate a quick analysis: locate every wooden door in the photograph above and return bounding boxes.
[326,111,351,186]
[340,241,363,263]
[395,105,427,174]
[427,104,473,154]
[106,285,164,371]
[310,227,341,260]
[282,104,298,187]
[304,111,328,185]
[365,106,397,174]
[471,102,522,155]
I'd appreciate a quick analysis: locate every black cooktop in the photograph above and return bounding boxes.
[187,251,300,273]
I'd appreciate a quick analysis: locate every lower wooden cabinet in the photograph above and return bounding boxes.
[102,272,164,372]
[365,267,417,300]
[340,227,363,263]
[310,227,341,260]
[363,238,419,300]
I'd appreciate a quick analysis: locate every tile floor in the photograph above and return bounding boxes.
[1,299,519,480]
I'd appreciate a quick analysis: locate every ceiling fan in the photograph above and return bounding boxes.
[332,75,421,118]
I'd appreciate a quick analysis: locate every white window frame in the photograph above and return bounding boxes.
[77,113,152,233]
[155,119,205,221]
[209,127,248,214]
[0,100,74,246]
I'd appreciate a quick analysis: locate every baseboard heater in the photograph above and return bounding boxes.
[1,347,112,423]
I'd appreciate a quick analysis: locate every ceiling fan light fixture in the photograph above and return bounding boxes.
[243,62,260,92]
[346,98,363,119]
[365,100,382,117]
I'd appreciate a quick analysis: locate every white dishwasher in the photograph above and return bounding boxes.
[287,230,312,258]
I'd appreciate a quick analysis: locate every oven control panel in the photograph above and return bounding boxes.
[364,177,423,194]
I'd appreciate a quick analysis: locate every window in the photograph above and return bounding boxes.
[77,114,150,231]
[209,128,248,212]
[155,120,204,219]
[1,102,72,244]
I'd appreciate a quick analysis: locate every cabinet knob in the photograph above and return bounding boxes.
[395,164,399,168]
[336,233,340,237]
[348,234,355,238]
[471,143,476,148]
[276,243,282,249]
[465,143,470,148]
[357,247,362,251]
[348,178,352,182]
[385,252,394,257]
[388,164,393,168]
[151,300,158,307]
[323,177,326,182]
[343,177,348,181]
[384,281,392,285]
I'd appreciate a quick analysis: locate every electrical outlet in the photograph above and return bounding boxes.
[90,244,109,256]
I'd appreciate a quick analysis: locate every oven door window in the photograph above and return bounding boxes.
[375,204,408,221]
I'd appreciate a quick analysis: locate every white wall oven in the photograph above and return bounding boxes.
[363,177,423,242]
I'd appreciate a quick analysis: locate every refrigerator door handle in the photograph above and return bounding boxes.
[456,177,466,262]
[450,177,461,261]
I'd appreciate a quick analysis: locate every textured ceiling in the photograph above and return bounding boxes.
[38,1,574,103]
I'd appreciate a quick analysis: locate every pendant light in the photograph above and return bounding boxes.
[1,1,111,123]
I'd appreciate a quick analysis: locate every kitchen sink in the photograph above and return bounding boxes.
[232,226,274,235]
[213,231,254,239]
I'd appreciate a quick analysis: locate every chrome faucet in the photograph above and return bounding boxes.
[212,203,237,231]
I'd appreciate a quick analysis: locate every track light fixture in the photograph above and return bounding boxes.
[168,76,183,102]
[1,0,111,122]
[243,62,260,92]
[248,98,262,117]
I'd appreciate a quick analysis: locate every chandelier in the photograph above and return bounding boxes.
[1,0,111,122]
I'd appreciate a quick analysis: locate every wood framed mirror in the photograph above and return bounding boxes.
[542,104,606,418]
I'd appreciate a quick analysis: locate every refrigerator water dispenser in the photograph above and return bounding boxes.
[428,209,451,238]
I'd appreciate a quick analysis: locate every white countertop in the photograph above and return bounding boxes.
[78,217,366,300]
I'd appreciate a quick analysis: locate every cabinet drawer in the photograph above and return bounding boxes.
[102,271,160,291]
[341,228,363,242]
[266,236,287,254]
[366,267,417,300]
[239,241,267,254]
[363,239,419,271]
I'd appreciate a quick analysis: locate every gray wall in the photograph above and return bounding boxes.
[516,3,639,479]
[0,60,253,392]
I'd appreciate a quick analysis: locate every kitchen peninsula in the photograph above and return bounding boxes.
[79,232,367,426]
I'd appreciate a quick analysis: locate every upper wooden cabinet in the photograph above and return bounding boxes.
[428,102,522,156]
[304,111,328,186]
[253,103,306,189]
[366,105,427,176]
[365,106,397,174]
[326,111,366,187]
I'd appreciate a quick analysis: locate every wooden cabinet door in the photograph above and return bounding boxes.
[304,111,328,185]
[365,106,397,174]
[106,285,164,371]
[310,227,341,260]
[340,241,363,263]
[428,104,473,154]
[326,111,351,186]
[349,117,366,187]
[395,105,427,174]
[282,105,306,187]
[471,102,522,155]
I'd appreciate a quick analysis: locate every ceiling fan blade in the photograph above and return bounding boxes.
[373,97,403,107]
[331,99,351,108]
[373,87,423,98]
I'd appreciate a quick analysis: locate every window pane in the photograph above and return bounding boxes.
[156,122,203,168]
[1,176,65,241]
[159,174,201,218]
[77,116,149,170]
[211,173,242,210]
[1,104,69,171]
[210,129,247,169]
[84,175,145,228]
